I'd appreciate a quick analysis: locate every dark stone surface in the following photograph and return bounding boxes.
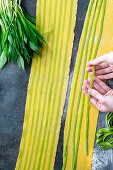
[0,1,33,168]
[0,61,31,170]
[0,0,113,170]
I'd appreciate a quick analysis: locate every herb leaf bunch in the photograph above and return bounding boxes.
[0,0,46,70]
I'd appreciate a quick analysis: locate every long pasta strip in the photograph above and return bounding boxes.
[62,1,94,169]
[63,0,113,169]
[15,0,78,169]
[85,0,106,156]
[72,0,104,169]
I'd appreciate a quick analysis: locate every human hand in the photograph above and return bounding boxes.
[82,77,113,112]
[86,52,113,79]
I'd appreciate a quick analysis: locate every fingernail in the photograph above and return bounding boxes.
[97,76,100,79]
[88,89,91,93]
[94,77,97,80]
[90,72,92,75]
[87,60,92,65]
[83,80,87,84]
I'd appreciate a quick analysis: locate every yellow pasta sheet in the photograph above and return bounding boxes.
[64,0,113,169]
[15,0,78,169]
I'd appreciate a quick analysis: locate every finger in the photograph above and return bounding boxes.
[82,85,102,110]
[95,62,109,70]
[97,73,113,80]
[88,88,105,103]
[90,95,107,112]
[94,77,111,92]
[83,80,90,89]
[83,79,96,90]
[83,78,103,94]
[86,62,109,72]
[95,67,113,75]
[87,56,106,66]
[90,96,98,106]
[86,67,93,72]
[105,89,113,96]
[87,78,106,95]
[83,78,106,95]
[82,86,98,105]
[82,86,88,96]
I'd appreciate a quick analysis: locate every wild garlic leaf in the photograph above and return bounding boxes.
[28,41,39,55]
[22,8,36,25]
[17,55,25,70]
[0,51,7,70]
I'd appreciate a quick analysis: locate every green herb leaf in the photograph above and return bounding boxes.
[17,55,25,70]
[28,41,39,56]
[0,51,7,70]
[22,8,36,25]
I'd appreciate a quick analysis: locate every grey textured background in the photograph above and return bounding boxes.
[0,0,113,170]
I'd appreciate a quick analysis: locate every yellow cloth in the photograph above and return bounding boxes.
[15,0,78,169]
[64,0,113,169]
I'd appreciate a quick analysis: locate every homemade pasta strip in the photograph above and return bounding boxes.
[63,0,113,169]
[15,0,78,169]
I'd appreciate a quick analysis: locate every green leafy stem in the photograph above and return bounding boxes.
[96,112,113,150]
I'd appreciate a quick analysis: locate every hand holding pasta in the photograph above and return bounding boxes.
[86,52,113,79]
[82,77,113,112]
